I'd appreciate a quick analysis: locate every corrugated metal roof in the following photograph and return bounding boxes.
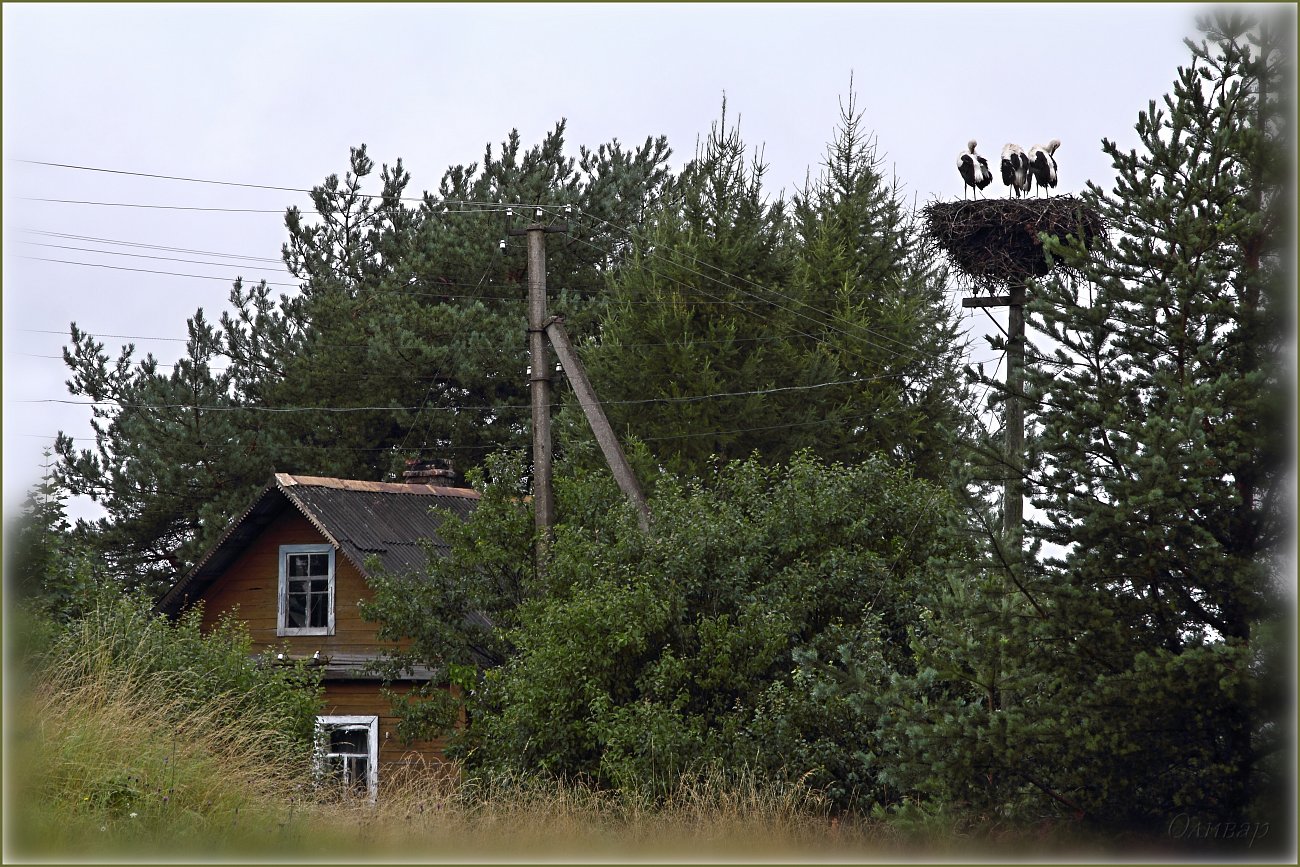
[156,474,480,616]
[279,477,478,580]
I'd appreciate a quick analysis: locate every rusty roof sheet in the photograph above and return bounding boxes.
[156,474,480,616]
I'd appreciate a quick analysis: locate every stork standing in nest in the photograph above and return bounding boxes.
[958,140,993,199]
[1000,144,1032,198]
[1028,140,1060,197]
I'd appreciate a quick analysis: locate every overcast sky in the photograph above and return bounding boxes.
[3,2,1235,522]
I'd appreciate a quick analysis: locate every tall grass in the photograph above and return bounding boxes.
[10,644,319,857]
[9,604,1133,860]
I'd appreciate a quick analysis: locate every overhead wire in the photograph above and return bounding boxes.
[17,160,1012,454]
[19,242,293,274]
[11,158,564,208]
[15,228,286,262]
[559,204,942,360]
[19,373,904,415]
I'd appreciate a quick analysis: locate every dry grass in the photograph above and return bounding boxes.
[316,762,858,860]
[10,646,1119,861]
[8,653,329,857]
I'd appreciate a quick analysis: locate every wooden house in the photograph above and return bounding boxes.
[155,469,480,799]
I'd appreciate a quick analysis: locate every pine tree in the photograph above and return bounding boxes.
[55,129,671,591]
[968,12,1290,832]
[55,311,257,594]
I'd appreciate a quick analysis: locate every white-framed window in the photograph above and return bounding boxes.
[278,544,335,636]
[315,715,379,800]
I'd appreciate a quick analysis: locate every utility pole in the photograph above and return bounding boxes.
[510,218,566,562]
[962,283,1026,712]
[1002,281,1026,561]
[507,211,652,566]
[961,284,1026,565]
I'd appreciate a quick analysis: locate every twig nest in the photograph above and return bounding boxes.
[921,196,1105,292]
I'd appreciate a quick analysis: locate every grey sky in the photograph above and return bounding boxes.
[3,2,1222,521]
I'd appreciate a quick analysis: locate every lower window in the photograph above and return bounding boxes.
[315,715,378,800]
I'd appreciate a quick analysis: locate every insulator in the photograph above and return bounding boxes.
[564,205,572,217]
[506,207,514,218]
[498,239,506,251]
[535,207,543,220]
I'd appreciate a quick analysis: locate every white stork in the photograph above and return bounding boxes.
[957,140,993,199]
[1000,144,1032,198]
[1027,140,1060,197]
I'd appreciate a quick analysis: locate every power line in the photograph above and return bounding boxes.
[15,229,285,263]
[11,158,563,208]
[19,242,293,274]
[21,328,188,342]
[17,195,523,215]
[562,204,942,361]
[19,254,754,306]
[17,373,901,414]
[18,255,303,287]
[18,197,287,213]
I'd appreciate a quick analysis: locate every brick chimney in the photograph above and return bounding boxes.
[402,458,464,486]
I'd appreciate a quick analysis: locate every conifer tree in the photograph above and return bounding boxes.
[786,87,970,479]
[583,97,970,478]
[55,128,671,591]
[576,105,796,476]
[904,13,1292,834]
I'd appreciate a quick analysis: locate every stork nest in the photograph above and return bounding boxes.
[921,196,1105,292]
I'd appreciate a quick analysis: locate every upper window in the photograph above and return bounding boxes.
[278,544,335,636]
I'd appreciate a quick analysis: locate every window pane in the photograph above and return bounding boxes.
[348,757,369,794]
[310,578,329,593]
[309,553,329,576]
[309,592,328,627]
[329,727,368,753]
[288,554,309,577]
[323,755,345,782]
[287,594,306,627]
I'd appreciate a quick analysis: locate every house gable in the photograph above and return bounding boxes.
[196,507,380,654]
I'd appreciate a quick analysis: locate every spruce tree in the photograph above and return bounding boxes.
[583,96,970,478]
[577,105,796,476]
[786,87,970,479]
[933,12,1293,834]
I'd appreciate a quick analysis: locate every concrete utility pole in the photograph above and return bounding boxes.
[961,283,1026,565]
[511,220,565,560]
[510,213,653,568]
[544,315,651,532]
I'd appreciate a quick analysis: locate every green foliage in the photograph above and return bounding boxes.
[924,12,1292,838]
[579,93,970,481]
[363,451,534,670]
[385,451,963,809]
[55,128,671,591]
[5,452,97,622]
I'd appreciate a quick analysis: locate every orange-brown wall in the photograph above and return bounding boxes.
[196,506,452,770]
[322,681,451,771]
[199,507,400,655]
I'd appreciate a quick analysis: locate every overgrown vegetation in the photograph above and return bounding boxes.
[13,11,1292,860]
[9,620,1165,859]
